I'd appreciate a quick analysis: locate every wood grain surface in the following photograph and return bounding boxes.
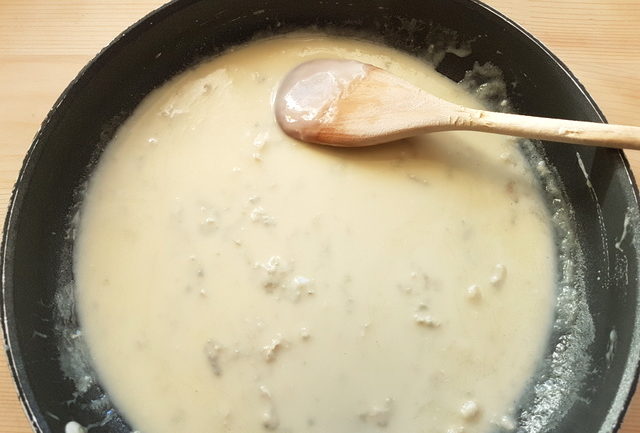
[0,1,639,432]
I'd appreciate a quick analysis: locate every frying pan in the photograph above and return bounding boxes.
[2,0,640,432]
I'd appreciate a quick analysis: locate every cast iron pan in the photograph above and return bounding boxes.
[2,0,640,432]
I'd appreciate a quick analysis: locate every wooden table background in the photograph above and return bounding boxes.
[1,0,639,432]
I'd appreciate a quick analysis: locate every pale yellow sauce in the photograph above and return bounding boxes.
[74,34,556,433]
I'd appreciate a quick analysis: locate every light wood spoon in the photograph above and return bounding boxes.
[274,59,640,149]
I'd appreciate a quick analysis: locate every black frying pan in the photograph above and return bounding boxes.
[2,1,640,432]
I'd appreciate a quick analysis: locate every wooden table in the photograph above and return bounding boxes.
[1,1,639,432]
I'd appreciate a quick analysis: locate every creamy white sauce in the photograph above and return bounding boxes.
[74,34,556,433]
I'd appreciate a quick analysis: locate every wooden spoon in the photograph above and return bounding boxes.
[274,59,640,149]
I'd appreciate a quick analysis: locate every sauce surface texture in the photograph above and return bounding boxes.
[74,34,556,433]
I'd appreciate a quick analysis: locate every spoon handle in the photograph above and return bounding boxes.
[458,108,640,150]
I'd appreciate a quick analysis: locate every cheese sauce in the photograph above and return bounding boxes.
[74,34,556,433]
